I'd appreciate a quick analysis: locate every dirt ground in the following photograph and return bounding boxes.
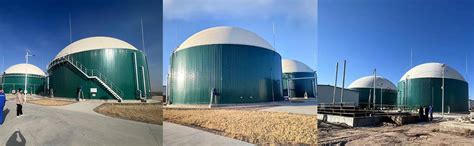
[318,120,474,145]
[164,108,317,145]
[27,98,77,106]
[94,103,162,125]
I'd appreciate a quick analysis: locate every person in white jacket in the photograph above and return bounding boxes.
[15,88,26,118]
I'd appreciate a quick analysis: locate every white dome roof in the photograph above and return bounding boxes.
[282,59,313,73]
[400,62,466,82]
[176,26,274,52]
[348,76,396,90]
[55,36,138,60]
[4,63,46,76]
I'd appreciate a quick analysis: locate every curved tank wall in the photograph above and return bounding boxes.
[168,44,283,105]
[2,74,45,94]
[350,88,397,106]
[48,49,151,100]
[397,78,468,113]
[282,72,315,98]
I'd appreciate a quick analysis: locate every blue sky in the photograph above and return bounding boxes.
[0,0,162,92]
[318,0,474,99]
[163,0,317,85]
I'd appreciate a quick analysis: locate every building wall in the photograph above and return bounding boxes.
[282,72,316,98]
[350,88,397,106]
[168,44,283,105]
[397,78,469,113]
[1,74,45,94]
[48,48,150,100]
[317,85,359,106]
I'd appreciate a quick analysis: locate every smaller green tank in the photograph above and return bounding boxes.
[282,59,316,98]
[1,63,46,94]
[348,76,397,106]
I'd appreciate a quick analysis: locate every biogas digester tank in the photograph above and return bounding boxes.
[397,62,468,113]
[281,59,316,98]
[168,26,283,105]
[348,76,397,106]
[2,63,46,94]
[47,36,150,100]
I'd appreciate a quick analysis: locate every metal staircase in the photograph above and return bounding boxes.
[48,55,124,102]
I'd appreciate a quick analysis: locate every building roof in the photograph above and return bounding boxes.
[282,59,314,73]
[4,63,46,76]
[348,76,397,90]
[55,36,138,60]
[400,62,466,82]
[176,26,274,52]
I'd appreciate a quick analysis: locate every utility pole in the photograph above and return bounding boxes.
[442,64,446,118]
[141,18,146,54]
[373,69,376,109]
[25,49,33,94]
[332,62,339,105]
[340,60,346,103]
[69,13,72,43]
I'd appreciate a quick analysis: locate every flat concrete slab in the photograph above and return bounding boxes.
[163,122,253,146]
[260,99,317,115]
[0,100,162,146]
[51,100,103,115]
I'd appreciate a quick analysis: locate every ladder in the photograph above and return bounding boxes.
[48,56,123,102]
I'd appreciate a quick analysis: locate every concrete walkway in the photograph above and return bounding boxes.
[163,122,253,146]
[260,99,317,115]
[0,100,162,146]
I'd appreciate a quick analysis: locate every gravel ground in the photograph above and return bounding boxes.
[319,120,474,145]
[94,103,163,125]
[164,108,317,145]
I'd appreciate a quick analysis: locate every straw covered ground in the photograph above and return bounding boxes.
[27,98,77,106]
[164,108,317,145]
[95,103,162,125]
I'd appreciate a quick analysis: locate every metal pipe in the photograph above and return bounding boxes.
[372,68,376,109]
[133,53,142,99]
[380,88,383,110]
[313,71,317,99]
[340,60,346,103]
[271,67,274,102]
[287,79,291,99]
[141,66,147,100]
[333,62,339,105]
[209,89,213,108]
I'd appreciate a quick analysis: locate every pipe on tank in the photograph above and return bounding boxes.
[133,52,142,99]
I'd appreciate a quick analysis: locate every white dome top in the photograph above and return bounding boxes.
[348,76,397,90]
[176,26,274,52]
[400,62,466,82]
[4,63,46,76]
[55,36,138,60]
[282,59,313,73]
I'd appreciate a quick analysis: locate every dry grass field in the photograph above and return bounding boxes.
[164,108,317,145]
[28,98,77,106]
[95,103,162,125]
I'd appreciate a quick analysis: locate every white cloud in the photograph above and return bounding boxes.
[164,0,316,21]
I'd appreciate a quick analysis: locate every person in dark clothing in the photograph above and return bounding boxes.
[0,88,5,125]
[429,105,433,121]
[418,106,424,122]
[424,106,429,122]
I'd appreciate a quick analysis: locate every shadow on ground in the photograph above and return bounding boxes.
[1,108,9,124]
[6,130,26,146]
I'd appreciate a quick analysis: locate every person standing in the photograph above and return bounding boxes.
[418,106,424,122]
[429,105,433,121]
[424,106,429,122]
[15,88,25,118]
[0,88,5,125]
